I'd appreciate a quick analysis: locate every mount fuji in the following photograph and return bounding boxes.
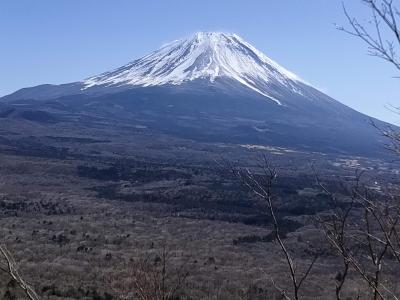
[0,32,388,156]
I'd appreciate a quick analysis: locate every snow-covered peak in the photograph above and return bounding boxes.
[83,32,309,104]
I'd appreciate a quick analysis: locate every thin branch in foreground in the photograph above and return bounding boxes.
[231,158,317,300]
[338,0,400,72]
[0,244,39,300]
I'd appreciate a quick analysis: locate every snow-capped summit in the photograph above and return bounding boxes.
[83,32,309,104]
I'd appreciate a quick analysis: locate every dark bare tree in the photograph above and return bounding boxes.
[106,246,190,300]
[326,3,400,297]
[314,168,400,300]
[231,158,317,300]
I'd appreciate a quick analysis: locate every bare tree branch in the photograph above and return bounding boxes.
[0,244,38,300]
[232,159,317,300]
[338,0,400,73]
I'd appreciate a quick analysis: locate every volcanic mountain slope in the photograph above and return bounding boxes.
[0,32,388,156]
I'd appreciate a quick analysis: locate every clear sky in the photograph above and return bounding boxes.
[1,0,399,124]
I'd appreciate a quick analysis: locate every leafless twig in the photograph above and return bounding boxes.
[231,157,317,300]
[0,244,39,300]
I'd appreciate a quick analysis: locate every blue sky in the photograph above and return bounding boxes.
[1,0,399,124]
